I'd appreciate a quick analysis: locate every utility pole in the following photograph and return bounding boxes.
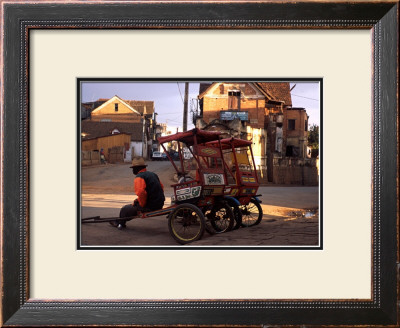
[183,82,189,132]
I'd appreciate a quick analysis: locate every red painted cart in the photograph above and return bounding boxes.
[206,137,263,228]
[158,128,236,237]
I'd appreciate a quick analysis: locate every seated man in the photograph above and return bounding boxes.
[111,157,165,228]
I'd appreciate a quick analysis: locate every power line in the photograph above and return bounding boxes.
[163,118,182,124]
[176,83,184,104]
[159,112,183,120]
[160,111,183,116]
[291,93,319,101]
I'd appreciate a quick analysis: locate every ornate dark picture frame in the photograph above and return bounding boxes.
[1,1,398,327]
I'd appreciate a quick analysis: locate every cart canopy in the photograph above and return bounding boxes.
[206,137,252,149]
[158,128,221,146]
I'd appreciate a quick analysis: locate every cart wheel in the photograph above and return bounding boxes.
[168,204,205,244]
[226,199,242,230]
[209,201,235,233]
[240,198,263,227]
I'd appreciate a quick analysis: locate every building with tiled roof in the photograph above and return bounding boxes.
[254,82,292,107]
[81,95,157,161]
[81,121,144,141]
[81,96,154,121]
[196,82,311,184]
[126,100,154,115]
[198,82,292,107]
[81,121,147,162]
[198,82,213,96]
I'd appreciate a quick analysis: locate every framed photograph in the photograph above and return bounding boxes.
[78,78,322,250]
[1,1,398,327]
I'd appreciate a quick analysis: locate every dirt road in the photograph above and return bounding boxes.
[81,161,319,247]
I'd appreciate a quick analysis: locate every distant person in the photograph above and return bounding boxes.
[100,148,106,164]
[110,157,165,229]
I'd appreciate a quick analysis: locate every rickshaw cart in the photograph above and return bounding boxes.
[206,137,263,228]
[159,128,235,236]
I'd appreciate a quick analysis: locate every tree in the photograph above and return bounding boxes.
[308,124,319,150]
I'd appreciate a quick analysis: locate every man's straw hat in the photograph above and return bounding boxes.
[130,157,147,168]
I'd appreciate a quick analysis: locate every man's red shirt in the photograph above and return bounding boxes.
[134,168,164,208]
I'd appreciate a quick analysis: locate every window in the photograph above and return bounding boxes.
[228,90,240,110]
[114,103,118,112]
[305,120,308,131]
[288,119,295,130]
[286,146,300,157]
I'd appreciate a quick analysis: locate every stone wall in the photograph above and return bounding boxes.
[108,146,124,164]
[272,157,319,186]
[82,150,100,166]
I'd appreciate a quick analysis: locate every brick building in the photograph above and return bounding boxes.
[196,82,316,184]
[285,107,309,158]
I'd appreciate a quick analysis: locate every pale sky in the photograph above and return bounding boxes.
[81,81,320,131]
[289,82,320,127]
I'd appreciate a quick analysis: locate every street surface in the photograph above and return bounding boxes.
[81,161,319,247]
